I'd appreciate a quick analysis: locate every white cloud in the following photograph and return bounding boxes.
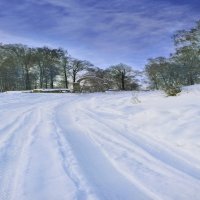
[0,0,199,68]
[0,30,54,48]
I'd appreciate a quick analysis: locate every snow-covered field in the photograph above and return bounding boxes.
[0,86,200,200]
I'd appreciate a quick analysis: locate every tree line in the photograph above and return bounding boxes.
[2,21,198,93]
[0,44,139,92]
[145,20,200,95]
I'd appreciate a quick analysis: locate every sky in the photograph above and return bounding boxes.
[0,0,200,69]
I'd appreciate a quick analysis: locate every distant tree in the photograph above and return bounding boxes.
[145,57,182,89]
[106,63,138,90]
[85,66,106,79]
[173,20,200,49]
[69,58,92,83]
[145,20,200,94]
[0,44,36,90]
[41,47,61,88]
[34,47,46,88]
[172,20,200,85]
[172,46,200,85]
[0,49,20,91]
[57,48,70,88]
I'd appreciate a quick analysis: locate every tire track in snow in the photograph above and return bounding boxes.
[9,108,42,200]
[83,108,200,180]
[0,95,90,200]
[20,101,80,200]
[0,107,36,150]
[52,98,101,200]
[69,108,166,200]
[54,101,153,200]
[68,99,200,200]
[52,119,99,200]
[0,108,41,200]
[1,92,199,200]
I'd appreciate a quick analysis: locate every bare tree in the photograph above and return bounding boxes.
[69,58,92,83]
[106,63,138,90]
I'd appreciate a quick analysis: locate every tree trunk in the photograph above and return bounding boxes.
[39,63,44,88]
[189,73,194,85]
[50,77,54,88]
[73,71,76,83]
[63,67,68,88]
[25,66,31,90]
[45,78,48,89]
[121,71,125,90]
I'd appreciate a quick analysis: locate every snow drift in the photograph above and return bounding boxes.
[0,85,200,200]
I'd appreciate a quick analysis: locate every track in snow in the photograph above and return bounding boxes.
[0,92,200,200]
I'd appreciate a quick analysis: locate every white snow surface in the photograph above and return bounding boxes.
[0,85,200,200]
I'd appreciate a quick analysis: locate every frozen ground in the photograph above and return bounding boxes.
[0,85,200,200]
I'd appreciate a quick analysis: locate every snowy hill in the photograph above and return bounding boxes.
[0,86,200,200]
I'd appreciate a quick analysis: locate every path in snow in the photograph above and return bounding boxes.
[0,90,200,200]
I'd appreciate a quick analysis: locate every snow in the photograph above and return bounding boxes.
[0,85,200,200]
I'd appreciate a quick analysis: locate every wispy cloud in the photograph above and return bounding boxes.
[0,0,199,68]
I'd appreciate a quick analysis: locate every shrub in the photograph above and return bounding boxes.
[164,85,181,96]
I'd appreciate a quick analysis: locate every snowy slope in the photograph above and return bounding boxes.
[0,86,200,200]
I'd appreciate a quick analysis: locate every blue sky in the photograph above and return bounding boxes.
[0,0,199,69]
